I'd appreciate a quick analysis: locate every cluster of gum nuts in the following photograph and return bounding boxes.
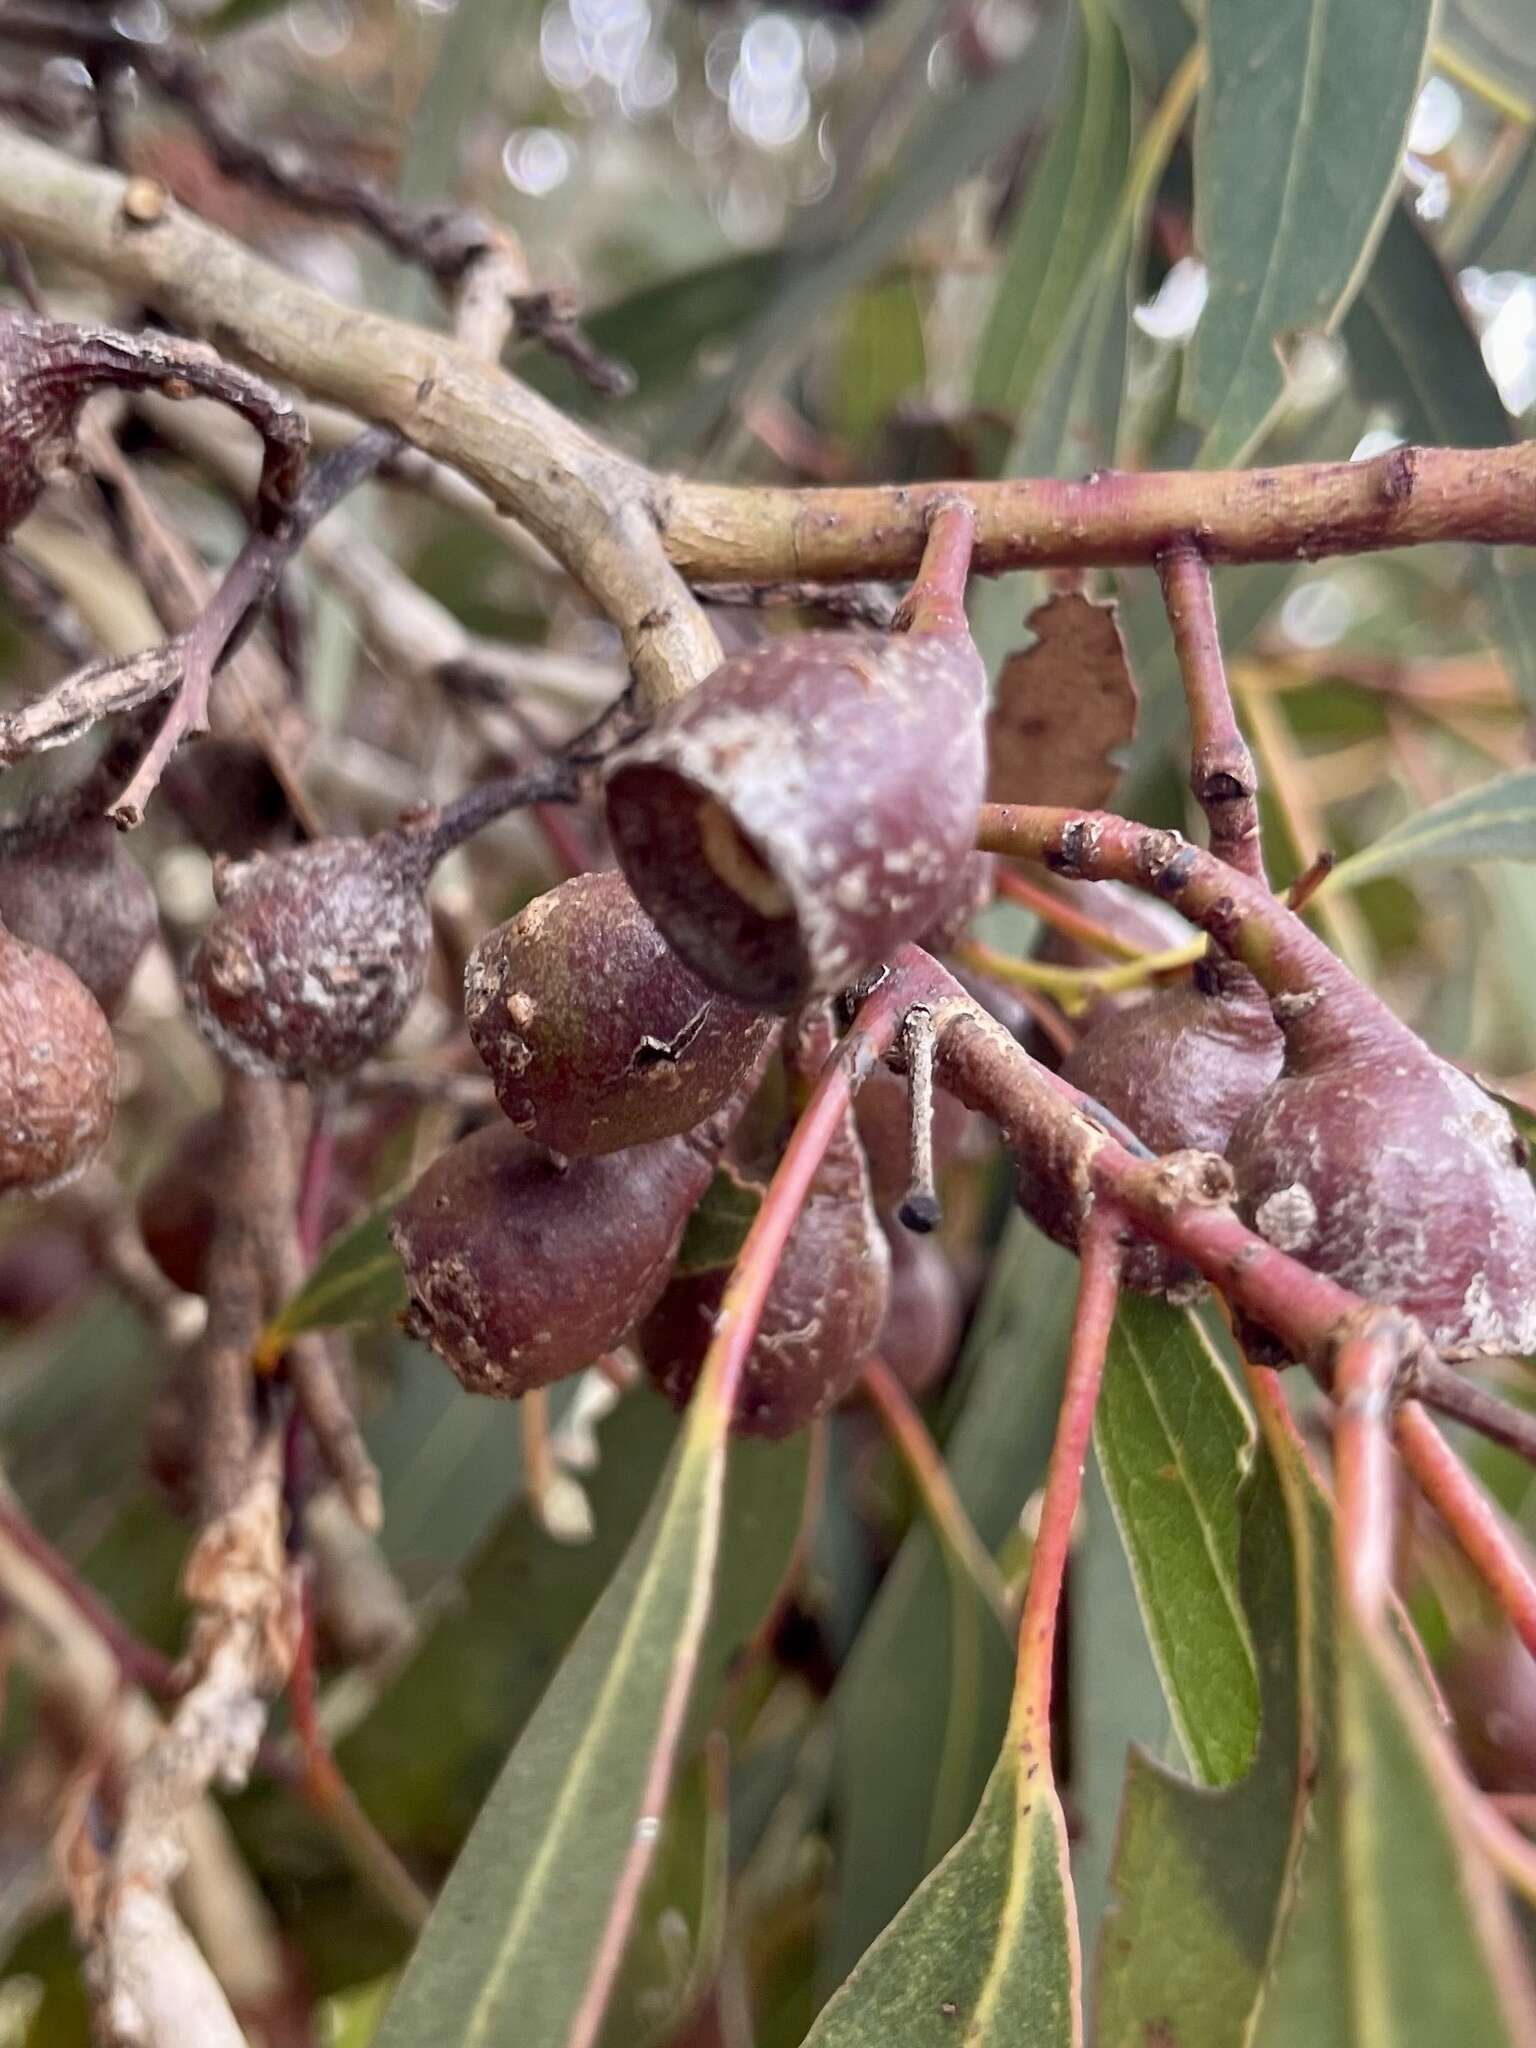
[6,514,1536,1434]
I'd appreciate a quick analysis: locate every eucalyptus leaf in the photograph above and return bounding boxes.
[1344,203,1536,709]
[1184,0,1436,465]
[261,1198,407,1348]
[1250,1420,1536,2047]
[1094,1446,1308,2048]
[807,1724,1078,2046]
[825,1222,1079,1988]
[371,1379,798,2048]
[1094,1297,1258,1786]
[972,0,1133,446]
[1323,766,1536,893]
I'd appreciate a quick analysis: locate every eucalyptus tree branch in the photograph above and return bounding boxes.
[4,124,1535,736]
[0,122,717,713]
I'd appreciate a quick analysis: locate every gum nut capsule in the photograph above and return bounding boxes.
[1022,960,1282,1297]
[0,922,116,1197]
[465,869,774,1156]
[0,812,157,1017]
[638,1102,890,1437]
[185,829,433,1082]
[873,1221,963,1398]
[603,626,988,1010]
[1226,1007,1536,1357]
[391,1114,728,1398]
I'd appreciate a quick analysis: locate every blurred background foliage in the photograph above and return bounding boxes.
[4,0,1536,2040]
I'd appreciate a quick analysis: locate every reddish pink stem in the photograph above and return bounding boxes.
[1158,546,1267,883]
[1396,1403,1536,1662]
[0,1491,177,1697]
[1013,1207,1123,1738]
[897,499,976,639]
[1332,1323,1403,1622]
[696,956,949,1432]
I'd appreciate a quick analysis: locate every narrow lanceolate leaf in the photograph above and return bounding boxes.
[1445,0,1536,98]
[1093,1299,1258,1785]
[1094,1447,1308,2048]
[1344,203,1536,710]
[261,1199,406,1349]
[1323,765,1536,894]
[1249,1394,1536,2048]
[807,1732,1078,2046]
[826,1224,1079,1989]
[1183,0,1436,466]
[371,1359,756,2048]
[972,0,1133,441]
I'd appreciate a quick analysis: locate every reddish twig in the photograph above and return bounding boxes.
[1158,546,1266,881]
[0,1490,176,1698]
[861,1356,1013,1633]
[286,1572,429,1931]
[1395,1404,1536,1662]
[893,497,976,637]
[1332,1318,1411,1621]
[1412,1360,1536,1468]
[994,867,1152,962]
[566,955,943,2048]
[1013,1208,1123,1737]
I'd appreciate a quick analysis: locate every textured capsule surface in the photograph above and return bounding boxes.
[465,870,772,1156]
[186,833,432,1081]
[604,628,987,1008]
[0,925,116,1196]
[392,1118,721,1397]
[0,814,158,1017]
[640,1103,889,1437]
[1228,1045,1536,1355]
[1025,966,1282,1297]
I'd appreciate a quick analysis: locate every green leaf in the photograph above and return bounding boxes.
[675,1165,764,1276]
[1094,1298,1258,1785]
[824,1222,1080,1989]
[1323,765,1536,893]
[262,1199,406,1349]
[1094,1444,1309,2048]
[835,273,927,445]
[1250,1439,1536,2047]
[1344,203,1536,709]
[806,1728,1078,2046]
[371,1368,790,2047]
[1183,0,1436,465]
[972,0,1134,441]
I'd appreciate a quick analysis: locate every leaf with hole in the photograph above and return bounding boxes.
[987,593,1139,811]
[1183,0,1436,465]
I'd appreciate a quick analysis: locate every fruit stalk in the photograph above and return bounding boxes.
[1332,1317,1412,1622]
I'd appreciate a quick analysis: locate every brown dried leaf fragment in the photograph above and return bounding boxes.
[987,591,1139,810]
